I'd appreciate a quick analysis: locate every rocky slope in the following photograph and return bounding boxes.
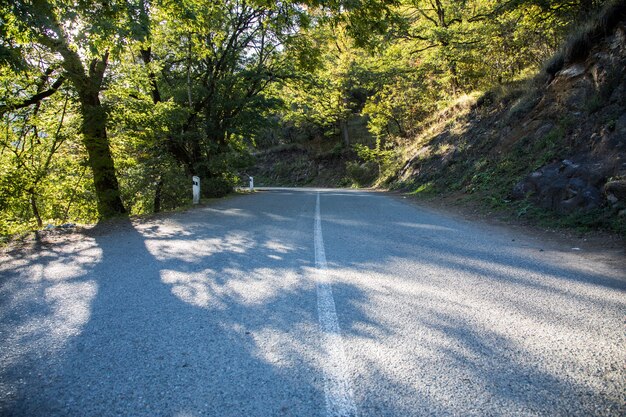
[394,13,626,234]
[247,144,352,187]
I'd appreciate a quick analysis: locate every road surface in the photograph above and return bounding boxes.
[1,188,625,416]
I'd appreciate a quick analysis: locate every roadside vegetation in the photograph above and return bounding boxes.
[1,0,624,240]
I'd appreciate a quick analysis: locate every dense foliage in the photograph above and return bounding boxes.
[0,0,609,236]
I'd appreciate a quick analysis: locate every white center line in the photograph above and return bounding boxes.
[314,192,358,417]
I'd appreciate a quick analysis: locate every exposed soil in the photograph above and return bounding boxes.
[392,21,626,236]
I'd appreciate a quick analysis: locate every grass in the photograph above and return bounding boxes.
[513,202,626,235]
[544,0,626,76]
[410,182,436,195]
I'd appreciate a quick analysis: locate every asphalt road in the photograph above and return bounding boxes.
[1,188,624,416]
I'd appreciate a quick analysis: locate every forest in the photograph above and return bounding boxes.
[0,0,612,237]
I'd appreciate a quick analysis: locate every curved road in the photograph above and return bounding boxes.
[1,188,625,416]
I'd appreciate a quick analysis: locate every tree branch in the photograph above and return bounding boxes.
[0,75,65,115]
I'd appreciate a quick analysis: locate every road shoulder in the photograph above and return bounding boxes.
[386,190,626,273]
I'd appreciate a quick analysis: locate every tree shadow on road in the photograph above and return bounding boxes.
[321,190,626,416]
[1,192,383,416]
[1,189,625,416]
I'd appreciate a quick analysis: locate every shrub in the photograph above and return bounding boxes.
[564,29,593,64]
[544,51,565,78]
[565,0,626,64]
[544,0,626,75]
[346,161,377,187]
[203,177,233,198]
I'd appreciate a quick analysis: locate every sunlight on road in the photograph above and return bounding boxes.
[1,190,624,416]
[0,238,101,373]
[159,267,305,309]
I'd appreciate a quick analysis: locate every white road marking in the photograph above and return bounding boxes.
[314,192,358,417]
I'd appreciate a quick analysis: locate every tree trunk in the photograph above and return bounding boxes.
[153,177,163,213]
[80,94,126,218]
[29,190,43,227]
[339,119,350,147]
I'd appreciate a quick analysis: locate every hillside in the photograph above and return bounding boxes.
[249,9,626,236]
[391,11,626,235]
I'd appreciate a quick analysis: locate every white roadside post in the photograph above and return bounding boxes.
[249,176,254,192]
[192,176,200,204]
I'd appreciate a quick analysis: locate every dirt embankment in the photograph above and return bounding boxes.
[394,15,626,237]
[248,144,353,187]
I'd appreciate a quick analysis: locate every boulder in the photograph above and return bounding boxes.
[511,158,609,213]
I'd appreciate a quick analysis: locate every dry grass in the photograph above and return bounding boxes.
[546,0,626,75]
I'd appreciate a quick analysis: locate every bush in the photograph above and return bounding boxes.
[203,177,233,198]
[346,161,377,187]
[544,51,565,78]
[567,0,626,64]
[544,0,626,75]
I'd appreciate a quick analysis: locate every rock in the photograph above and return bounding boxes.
[566,177,586,198]
[586,162,611,187]
[538,177,569,211]
[562,87,590,110]
[615,114,626,133]
[511,158,613,214]
[558,186,601,214]
[558,64,585,79]
[535,123,554,139]
[561,159,581,178]
[511,180,535,200]
[604,180,626,201]
[582,187,602,207]
[611,26,626,50]
[590,132,601,143]
[591,63,607,88]
[607,193,619,204]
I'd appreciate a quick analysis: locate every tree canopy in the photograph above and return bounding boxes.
[0,0,607,235]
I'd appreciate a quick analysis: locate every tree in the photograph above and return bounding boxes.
[3,0,128,218]
[127,0,308,194]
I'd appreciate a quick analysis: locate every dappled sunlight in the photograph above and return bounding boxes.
[236,322,323,373]
[418,249,626,310]
[323,249,625,413]
[5,241,103,285]
[43,281,98,340]
[1,279,97,366]
[161,268,220,308]
[134,221,195,238]
[145,232,255,262]
[0,238,101,383]
[323,218,369,227]
[204,207,254,218]
[393,221,456,232]
[262,212,291,222]
[262,240,292,254]
[173,412,198,417]
[161,267,308,309]
[1,189,623,415]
